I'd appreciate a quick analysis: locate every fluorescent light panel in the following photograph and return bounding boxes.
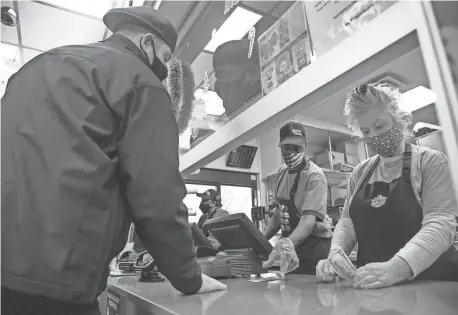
[195,88,225,116]
[400,86,437,112]
[204,7,262,53]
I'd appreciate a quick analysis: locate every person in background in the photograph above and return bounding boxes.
[197,189,230,249]
[263,121,333,274]
[1,6,225,315]
[316,83,458,288]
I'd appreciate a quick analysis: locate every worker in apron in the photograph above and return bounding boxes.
[263,121,333,274]
[350,142,458,282]
[317,83,458,288]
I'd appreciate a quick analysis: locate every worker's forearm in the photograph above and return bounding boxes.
[264,215,281,240]
[287,216,315,247]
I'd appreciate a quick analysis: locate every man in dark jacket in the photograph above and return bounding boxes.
[1,6,224,315]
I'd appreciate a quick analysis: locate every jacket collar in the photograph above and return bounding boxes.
[103,34,153,71]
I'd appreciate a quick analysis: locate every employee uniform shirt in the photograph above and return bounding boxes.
[332,145,458,276]
[276,161,333,238]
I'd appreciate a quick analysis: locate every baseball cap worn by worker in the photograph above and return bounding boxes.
[279,121,307,146]
[103,6,178,52]
[197,189,222,206]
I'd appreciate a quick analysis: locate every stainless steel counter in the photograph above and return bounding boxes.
[104,275,458,315]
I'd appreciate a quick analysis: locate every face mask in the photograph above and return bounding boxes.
[367,127,403,158]
[164,59,196,134]
[144,39,169,81]
[151,56,168,81]
[282,151,305,169]
[199,202,212,214]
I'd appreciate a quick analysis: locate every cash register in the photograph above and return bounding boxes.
[193,213,273,278]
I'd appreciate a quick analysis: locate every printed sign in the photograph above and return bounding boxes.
[304,0,397,57]
[107,290,121,315]
[258,1,312,96]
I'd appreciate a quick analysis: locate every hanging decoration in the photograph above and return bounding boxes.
[224,0,240,15]
[248,27,256,58]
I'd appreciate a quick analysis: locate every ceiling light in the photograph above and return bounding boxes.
[204,7,262,53]
[400,86,437,112]
[41,0,113,18]
[1,6,18,26]
[195,88,225,116]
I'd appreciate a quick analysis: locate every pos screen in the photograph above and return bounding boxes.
[190,223,213,248]
[205,213,273,258]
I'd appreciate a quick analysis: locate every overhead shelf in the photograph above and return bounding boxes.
[180,1,425,178]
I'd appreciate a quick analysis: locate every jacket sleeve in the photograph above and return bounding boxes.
[116,86,202,294]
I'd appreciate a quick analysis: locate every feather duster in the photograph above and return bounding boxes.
[165,59,196,134]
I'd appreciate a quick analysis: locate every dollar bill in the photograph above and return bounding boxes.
[329,248,357,280]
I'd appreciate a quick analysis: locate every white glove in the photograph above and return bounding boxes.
[316,258,337,283]
[263,238,299,274]
[196,274,227,294]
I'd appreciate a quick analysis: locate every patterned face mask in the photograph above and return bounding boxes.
[282,150,305,169]
[366,127,403,158]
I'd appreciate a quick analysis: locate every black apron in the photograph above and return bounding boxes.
[276,160,331,274]
[349,143,458,281]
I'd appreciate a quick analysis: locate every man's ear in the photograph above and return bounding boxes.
[140,33,155,55]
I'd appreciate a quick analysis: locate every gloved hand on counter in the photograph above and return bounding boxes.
[316,258,337,283]
[262,237,299,274]
[195,274,227,294]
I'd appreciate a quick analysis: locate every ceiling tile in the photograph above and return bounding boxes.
[39,0,114,19]
[18,1,107,51]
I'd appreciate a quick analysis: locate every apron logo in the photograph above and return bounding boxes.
[371,194,387,208]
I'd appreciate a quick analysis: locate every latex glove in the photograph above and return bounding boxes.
[316,259,337,283]
[353,257,413,289]
[263,238,299,274]
[196,274,227,294]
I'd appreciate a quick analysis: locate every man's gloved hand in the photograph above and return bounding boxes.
[196,274,227,294]
[263,238,299,274]
[316,258,337,283]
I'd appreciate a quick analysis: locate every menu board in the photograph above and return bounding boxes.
[258,1,313,96]
[304,0,397,57]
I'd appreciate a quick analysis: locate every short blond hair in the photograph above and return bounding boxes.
[343,83,413,138]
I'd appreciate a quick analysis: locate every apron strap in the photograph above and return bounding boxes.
[357,156,380,193]
[289,160,308,201]
[275,168,289,198]
[402,142,412,182]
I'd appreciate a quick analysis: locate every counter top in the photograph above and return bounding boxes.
[105,275,458,315]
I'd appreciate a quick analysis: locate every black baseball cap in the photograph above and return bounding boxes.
[197,189,222,203]
[279,121,307,146]
[103,6,178,52]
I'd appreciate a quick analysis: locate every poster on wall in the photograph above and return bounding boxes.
[258,1,313,96]
[304,0,397,57]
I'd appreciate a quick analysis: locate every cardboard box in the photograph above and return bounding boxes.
[314,151,345,167]
[336,140,359,155]
[330,187,347,207]
[314,151,331,166]
[345,154,360,166]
